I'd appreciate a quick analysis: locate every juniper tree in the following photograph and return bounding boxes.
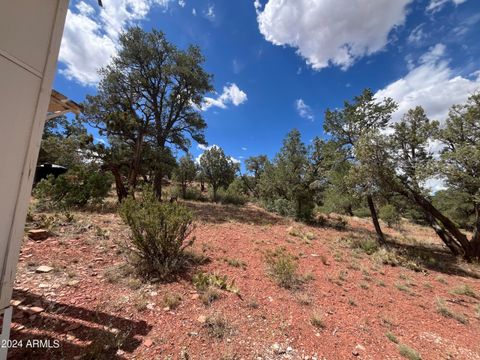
[173,154,197,198]
[81,27,212,201]
[199,146,238,201]
[324,89,397,244]
[258,129,315,220]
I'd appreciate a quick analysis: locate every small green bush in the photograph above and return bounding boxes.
[34,165,113,210]
[119,187,197,279]
[380,204,400,228]
[170,185,206,201]
[265,198,296,217]
[265,249,300,289]
[216,179,248,205]
[349,236,379,255]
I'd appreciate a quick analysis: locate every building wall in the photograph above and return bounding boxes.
[0,0,69,311]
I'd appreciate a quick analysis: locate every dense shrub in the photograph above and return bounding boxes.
[265,198,296,217]
[380,204,400,228]
[218,178,248,205]
[170,185,206,201]
[34,165,112,210]
[119,188,197,279]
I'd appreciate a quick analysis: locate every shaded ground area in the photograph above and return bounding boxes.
[7,201,480,359]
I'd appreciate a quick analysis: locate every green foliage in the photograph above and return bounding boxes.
[38,116,94,167]
[348,236,379,255]
[379,204,400,228]
[437,94,480,201]
[432,190,475,230]
[81,27,213,200]
[119,187,196,279]
[34,165,113,210]
[217,178,248,205]
[244,155,269,197]
[173,155,197,199]
[199,146,239,201]
[170,185,206,202]
[258,129,315,220]
[265,248,300,289]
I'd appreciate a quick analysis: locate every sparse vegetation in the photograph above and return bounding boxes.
[386,332,399,344]
[201,287,222,306]
[192,272,239,294]
[436,298,468,324]
[204,314,232,339]
[163,292,182,309]
[451,284,478,299]
[398,344,421,360]
[265,248,301,289]
[310,312,325,329]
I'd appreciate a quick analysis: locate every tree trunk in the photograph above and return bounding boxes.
[110,166,128,202]
[366,194,386,245]
[345,204,354,217]
[181,183,187,199]
[391,180,476,260]
[468,204,480,258]
[127,136,144,193]
[213,186,218,202]
[424,213,463,256]
[154,170,163,201]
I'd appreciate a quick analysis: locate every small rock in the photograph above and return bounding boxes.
[28,229,49,240]
[35,265,53,273]
[116,350,125,356]
[144,338,153,347]
[67,280,79,287]
[146,303,155,310]
[188,332,198,336]
[39,283,49,288]
[191,294,200,300]
[163,306,170,311]
[10,299,23,307]
[352,344,365,356]
[27,306,44,314]
[271,343,285,354]
[197,315,207,323]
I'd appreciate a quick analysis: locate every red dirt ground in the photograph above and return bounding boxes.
[6,201,480,359]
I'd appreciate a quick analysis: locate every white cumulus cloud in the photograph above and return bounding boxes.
[59,0,171,86]
[375,43,480,124]
[203,83,248,111]
[255,0,412,70]
[295,99,314,121]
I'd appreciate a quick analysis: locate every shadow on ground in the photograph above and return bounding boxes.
[385,237,480,280]
[7,289,152,360]
[185,201,285,226]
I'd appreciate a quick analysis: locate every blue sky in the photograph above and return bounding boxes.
[53,0,480,169]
